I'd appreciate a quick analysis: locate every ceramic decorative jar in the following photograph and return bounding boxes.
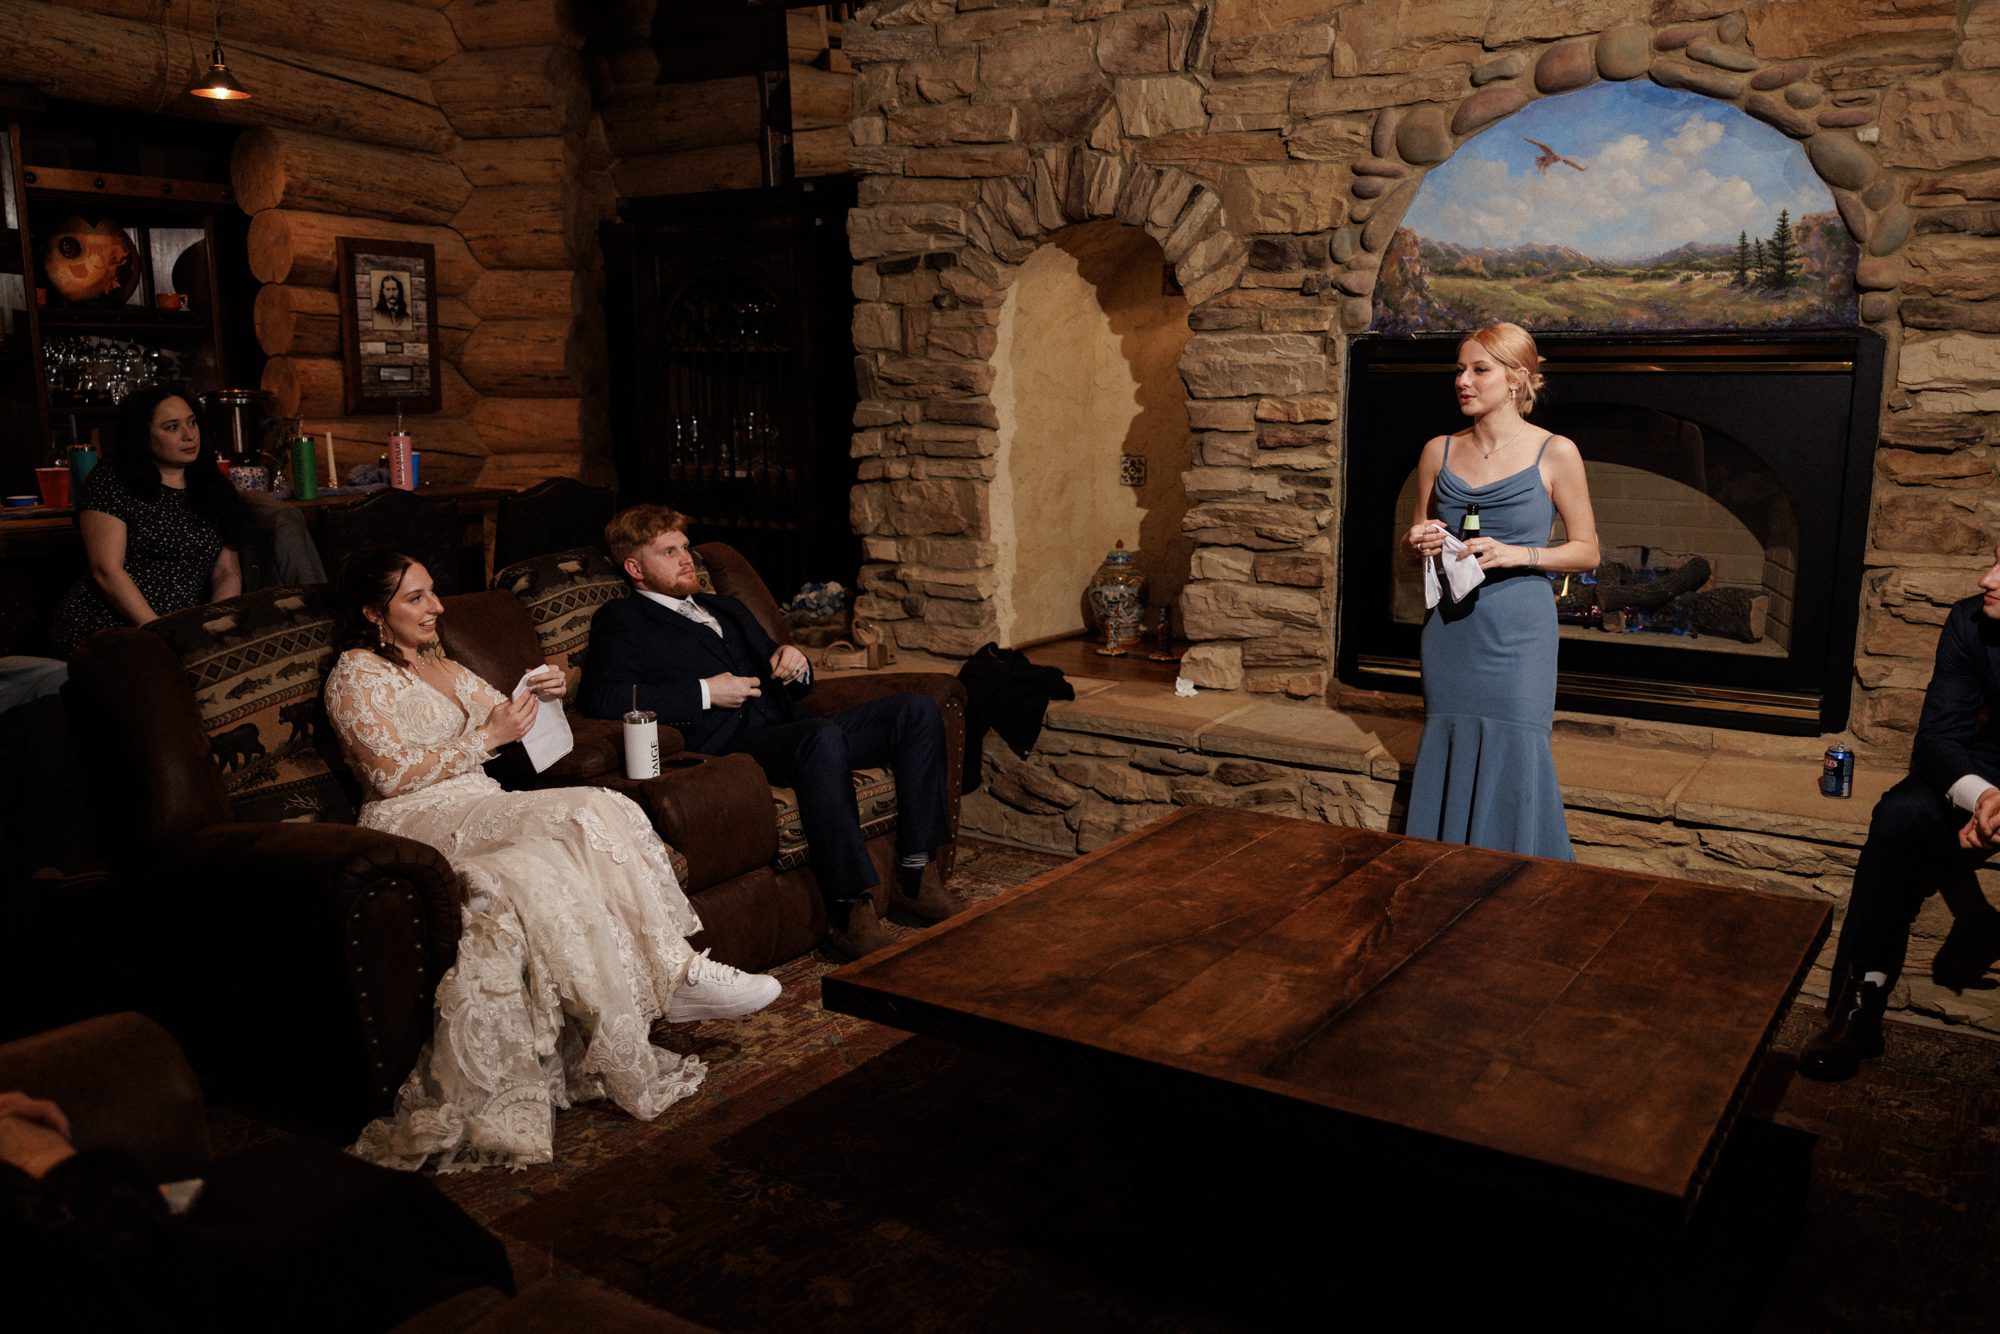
[1086,540,1148,652]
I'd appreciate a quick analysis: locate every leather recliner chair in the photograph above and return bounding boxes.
[61,542,963,1132]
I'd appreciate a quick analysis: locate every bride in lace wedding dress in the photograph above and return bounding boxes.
[324,549,779,1172]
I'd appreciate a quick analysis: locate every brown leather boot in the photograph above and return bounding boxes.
[889,863,961,924]
[823,900,898,963]
[1799,973,1888,1081]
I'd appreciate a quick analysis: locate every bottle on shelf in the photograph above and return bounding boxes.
[389,406,415,491]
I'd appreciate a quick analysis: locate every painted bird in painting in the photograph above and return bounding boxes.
[1523,137,1588,174]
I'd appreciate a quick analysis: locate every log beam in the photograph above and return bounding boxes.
[790,64,852,131]
[615,145,763,198]
[471,396,581,453]
[247,209,482,294]
[233,128,472,225]
[261,355,345,418]
[436,296,478,361]
[452,137,575,188]
[253,283,340,358]
[442,0,581,52]
[456,319,576,397]
[465,269,576,321]
[600,78,760,157]
[52,0,459,73]
[452,185,579,269]
[479,452,583,488]
[0,3,454,153]
[431,47,590,140]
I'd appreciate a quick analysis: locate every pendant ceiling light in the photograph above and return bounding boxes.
[188,6,251,101]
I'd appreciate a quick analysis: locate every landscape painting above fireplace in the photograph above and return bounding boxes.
[1373,82,1858,335]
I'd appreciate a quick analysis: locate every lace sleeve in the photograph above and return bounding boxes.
[324,650,499,800]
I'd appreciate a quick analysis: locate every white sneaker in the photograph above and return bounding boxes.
[666,949,781,1023]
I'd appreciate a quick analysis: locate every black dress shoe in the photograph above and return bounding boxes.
[1799,976,1888,1081]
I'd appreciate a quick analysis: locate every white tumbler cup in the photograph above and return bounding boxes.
[622,709,661,779]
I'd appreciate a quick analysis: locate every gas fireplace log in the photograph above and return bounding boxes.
[430,47,592,141]
[455,320,577,398]
[53,0,459,73]
[0,3,453,153]
[451,137,576,188]
[600,78,762,158]
[253,284,341,358]
[247,209,482,294]
[465,269,577,321]
[261,356,345,419]
[451,186,581,270]
[440,0,581,51]
[1595,555,1714,613]
[233,128,472,226]
[470,397,583,454]
[1687,588,1770,643]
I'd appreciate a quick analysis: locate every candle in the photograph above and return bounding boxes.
[324,430,337,486]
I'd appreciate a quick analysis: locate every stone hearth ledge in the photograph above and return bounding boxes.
[842,650,1995,1038]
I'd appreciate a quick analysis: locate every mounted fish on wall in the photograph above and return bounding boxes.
[1373,81,1858,334]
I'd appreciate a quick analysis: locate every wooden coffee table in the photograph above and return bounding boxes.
[823,806,1830,1228]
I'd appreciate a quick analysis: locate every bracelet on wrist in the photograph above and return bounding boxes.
[1528,546,1540,568]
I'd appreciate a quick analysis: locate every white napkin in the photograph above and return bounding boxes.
[512,667,574,773]
[1422,526,1487,609]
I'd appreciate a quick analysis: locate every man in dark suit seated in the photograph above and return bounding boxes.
[1803,542,2000,1079]
[579,505,956,961]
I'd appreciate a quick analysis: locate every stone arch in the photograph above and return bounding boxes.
[1340,21,1909,333]
[848,155,1235,659]
[990,220,1194,647]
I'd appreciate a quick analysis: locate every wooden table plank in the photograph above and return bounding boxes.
[824,805,1829,1225]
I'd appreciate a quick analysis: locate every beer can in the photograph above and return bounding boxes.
[1821,745,1854,799]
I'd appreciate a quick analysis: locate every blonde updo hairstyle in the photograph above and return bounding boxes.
[1462,321,1546,415]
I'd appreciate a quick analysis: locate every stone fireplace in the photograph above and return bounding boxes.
[843,1,1998,754]
[1343,333,1881,733]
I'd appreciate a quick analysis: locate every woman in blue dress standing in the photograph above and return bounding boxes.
[1401,322,1599,859]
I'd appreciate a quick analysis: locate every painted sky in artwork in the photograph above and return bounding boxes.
[1401,81,1836,262]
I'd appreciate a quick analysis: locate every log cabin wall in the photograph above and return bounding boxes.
[3,0,616,489]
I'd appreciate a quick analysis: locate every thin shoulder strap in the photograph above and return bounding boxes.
[1440,433,1453,468]
[1533,433,1554,465]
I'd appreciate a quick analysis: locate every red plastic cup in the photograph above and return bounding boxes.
[34,466,71,509]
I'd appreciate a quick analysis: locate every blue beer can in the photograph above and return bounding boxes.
[1821,745,1854,798]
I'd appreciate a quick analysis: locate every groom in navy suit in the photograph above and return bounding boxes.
[1803,541,2000,1079]
[580,504,954,961]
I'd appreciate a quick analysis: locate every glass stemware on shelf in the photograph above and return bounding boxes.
[41,335,181,408]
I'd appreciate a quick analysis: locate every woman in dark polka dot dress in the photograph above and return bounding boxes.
[51,384,245,656]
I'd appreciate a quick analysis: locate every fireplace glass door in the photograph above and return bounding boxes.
[1341,335,1882,734]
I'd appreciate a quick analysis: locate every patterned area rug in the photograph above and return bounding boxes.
[218,837,2000,1331]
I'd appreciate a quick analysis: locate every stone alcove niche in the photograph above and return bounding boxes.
[991,221,1192,647]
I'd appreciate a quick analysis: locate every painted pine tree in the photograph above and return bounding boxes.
[1765,209,1800,291]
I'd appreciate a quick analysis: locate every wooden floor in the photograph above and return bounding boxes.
[825,806,1832,1228]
